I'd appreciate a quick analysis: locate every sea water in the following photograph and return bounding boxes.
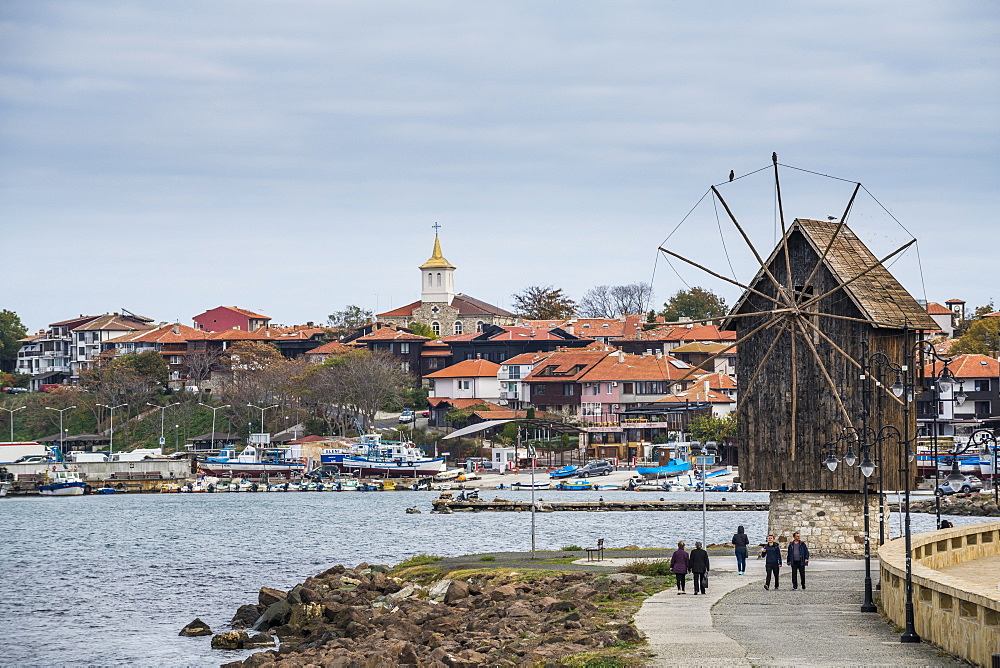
[0,490,981,666]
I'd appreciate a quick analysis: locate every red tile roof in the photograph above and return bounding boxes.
[377,294,514,318]
[205,329,277,341]
[306,340,357,356]
[356,328,430,342]
[377,301,421,317]
[924,302,954,316]
[670,341,735,354]
[501,352,554,366]
[922,354,999,379]
[693,372,737,390]
[225,306,271,319]
[579,352,694,382]
[614,324,737,343]
[521,315,645,338]
[427,397,502,410]
[424,359,502,379]
[523,351,612,381]
[654,387,734,404]
[104,323,208,345]
[71,313,157,332]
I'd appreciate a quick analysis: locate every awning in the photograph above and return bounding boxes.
[31,371,64,381]
[443,418,584,440]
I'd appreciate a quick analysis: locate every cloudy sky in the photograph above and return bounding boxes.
[2,1,997,331]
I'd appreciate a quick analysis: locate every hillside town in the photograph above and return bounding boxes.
[2,233,998,467]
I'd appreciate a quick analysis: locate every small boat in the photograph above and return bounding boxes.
[594,483,621,491]
[636,458,691,478]
[94,487,118,494]
[549,465,579,479]
[382,480,397,491]
[38,467,86,496]
[512,481,550,490]
[0,467,13,497]
[433,482,453,491]
[555,480,594,491]
[434,468,464,481]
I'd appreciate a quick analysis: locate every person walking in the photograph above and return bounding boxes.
[689,541,710,595]
[732,525,750,574]
[760,534,782,590]
[670,540,690,595]
[786,531,810,590]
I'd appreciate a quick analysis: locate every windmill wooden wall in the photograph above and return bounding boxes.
[733,221,926,493]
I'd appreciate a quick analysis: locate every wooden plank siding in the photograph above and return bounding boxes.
[733,223,920,492]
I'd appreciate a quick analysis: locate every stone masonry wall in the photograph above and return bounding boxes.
[768,491,886,557]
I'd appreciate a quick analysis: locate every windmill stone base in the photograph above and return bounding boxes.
[768,491,886,557]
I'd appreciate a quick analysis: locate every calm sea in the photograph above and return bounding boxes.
[0,490,981,666]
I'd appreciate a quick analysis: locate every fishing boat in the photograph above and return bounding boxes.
[38,466,86,496]
[326,434,445,478]
[636,458,691,478]
[0,467,13,497]
[198,445,306,480]
[555,480,594,491]
[548,465,578,479]
[512,480,550,490]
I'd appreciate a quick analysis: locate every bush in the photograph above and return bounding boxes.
[479,555,496,562]
[619,559,675,577]
[561,545,583,551]
[395,553,442,568]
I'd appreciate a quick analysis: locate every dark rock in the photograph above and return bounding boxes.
[545,600,575,613]
[490,584,517,600]
[444,580,470,604]
[243,632,276,649]
[617,623,642,641]
[258,586,287,607]
[253,599,292,632]
[210,630,249,650]
[559,612,581,623]
[178,617,212,637]
[230,604,263,629]
[243,650,280,667]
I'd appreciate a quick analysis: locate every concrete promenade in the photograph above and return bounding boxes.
[630,554,963,667]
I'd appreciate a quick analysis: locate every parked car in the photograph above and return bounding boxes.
[420,410,430,418]
[1,387,28,394]
[398,409,414,423]
[936,475,983,495]
[575,460,614,477]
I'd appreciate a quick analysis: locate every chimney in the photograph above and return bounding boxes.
[565,323,574,335]
[704,380,710,393]
[617,350,625,364]
[656,351,662,360]
[172,324,180,335]
[476,353,481,359]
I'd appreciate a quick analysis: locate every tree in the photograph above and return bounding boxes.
[0,310,28,373]
[688,414,736,444]
[408,321,438,339]
[970,301,996,321]
[950,317,1000,355]
[120,350,169,386]
[185,350,220,387]
[660,287,728,322]
[327,305,374,338]
[578,283,653,318]
[511,285,576,320]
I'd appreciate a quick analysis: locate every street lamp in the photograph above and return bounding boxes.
[174,424,180,454]
[44,406,76,460]
[97,403,127,456]
[199,402,231,452]
[969,429,998,505]
[1,405,26,443]
[691,442,707,549]
[147,402,180,451]
[248,403,279,434]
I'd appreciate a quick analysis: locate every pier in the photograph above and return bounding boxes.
[432,498,769,512]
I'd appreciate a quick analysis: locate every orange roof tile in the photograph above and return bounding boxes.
[104,323,208,345]
[579,352,694,382]
[71,313,156,332]
[924,302,954,316]
[654,387,734,404]
[922,354,999,379]
[693,372,737,390]
[670,341,734,354]
[306,341,356,356]
[501,352,554,366]
[356,328,430,342]
[424,359,502,379]
[427,397,502,410]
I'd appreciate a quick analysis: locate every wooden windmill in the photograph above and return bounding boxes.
[659,156,937,493]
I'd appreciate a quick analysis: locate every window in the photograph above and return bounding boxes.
[78,333,85,342]
[458,380,471,390]
[477,321,485,332]
[507,382,518,392]
[975,379,991,392]
[975,401,991,415]
[432,321,440,335]
[582,402,602,417]
[401,361,410,373]
[562,383,576,396]
[400,343,410,354]
[606,383,613,394]
[535,384,546,395]
[427,273,433,285]
[454,321,463,335]
[623,382,634,394]
[436,272,442,286]
[592,384,601,395]
[428,358,440,369]
[508,365,521,380]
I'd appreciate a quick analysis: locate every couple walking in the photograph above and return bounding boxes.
[669,541,710,595]
[761,532,810,590]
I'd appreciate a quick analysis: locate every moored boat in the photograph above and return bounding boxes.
[38,466,86,496]
[198,445,306,481]
[512,481,551,490]
[555,480,594,491]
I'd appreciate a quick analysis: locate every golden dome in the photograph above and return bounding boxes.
[419,234,456,269]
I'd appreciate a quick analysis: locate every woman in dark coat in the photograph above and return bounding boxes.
[669,540,690,594]
[732,525,750,575]
[689,541,710,595]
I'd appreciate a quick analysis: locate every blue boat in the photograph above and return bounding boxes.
[549,465,579,479]
[636,458,691,478]
[555,480,594,491]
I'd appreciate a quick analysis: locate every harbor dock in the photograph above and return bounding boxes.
[432,498,769,512]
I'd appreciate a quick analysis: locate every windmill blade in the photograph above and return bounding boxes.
[711,186,790,302]
[797,316,904,406]
[659,247,784,308]
[634,308,793,329]
[797,238,917,312]
[735,322,786,408]
[792,319,853,425]
[671,314,783,386]
[772,155,795,308]
[790,319,798,461]
[797,182,861,299]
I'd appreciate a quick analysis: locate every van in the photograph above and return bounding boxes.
[68,452,109,463]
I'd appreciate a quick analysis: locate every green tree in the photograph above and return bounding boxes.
[511,285,576,319]
[0,310,28,373]
[970,301,996,321]
[688,414,736,443]
[407,321,438,339]
[951,317,1000,355]
[327,305,374,338]
[120,350,169,385]
[659,287,728,322]
[499,422,519,445]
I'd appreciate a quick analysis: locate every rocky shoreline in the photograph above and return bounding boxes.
[189,558,666,667]
[909,494,1000,517]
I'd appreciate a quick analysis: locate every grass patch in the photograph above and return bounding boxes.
[395,553,442,568]
[619,559,675,578]
[443,567,567,583]
[561,545,583,551]
[480,555,496,561]
[536,556,580,564]
[390,564,444,585]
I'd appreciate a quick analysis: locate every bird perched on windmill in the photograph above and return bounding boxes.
[729,170,735,182]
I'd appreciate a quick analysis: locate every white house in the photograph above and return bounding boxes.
[424,358,502,402]
[497,352,554,408]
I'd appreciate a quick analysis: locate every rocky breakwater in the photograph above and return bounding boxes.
[910,494,1000,517]
[214,562,657,667]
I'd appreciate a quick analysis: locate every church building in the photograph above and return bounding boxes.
[376,233,516,335]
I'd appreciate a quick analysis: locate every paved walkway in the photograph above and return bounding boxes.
[937,553,1000,590]
[633,554,962,667]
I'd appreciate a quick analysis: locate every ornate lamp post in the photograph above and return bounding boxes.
[968,429,998,504]
[917,345,966,528]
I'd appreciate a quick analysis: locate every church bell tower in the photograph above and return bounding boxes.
[420,231,456,305]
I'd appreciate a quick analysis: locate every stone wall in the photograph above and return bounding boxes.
[879,522,1000,667]
[768,491,886,556]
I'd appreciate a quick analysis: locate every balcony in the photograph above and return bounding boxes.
[499,391,519,400]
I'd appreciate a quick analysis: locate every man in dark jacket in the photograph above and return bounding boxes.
[760,534,782,590]
[786,531,810,590]
[689,541,710,595]
[732,525,750,574]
